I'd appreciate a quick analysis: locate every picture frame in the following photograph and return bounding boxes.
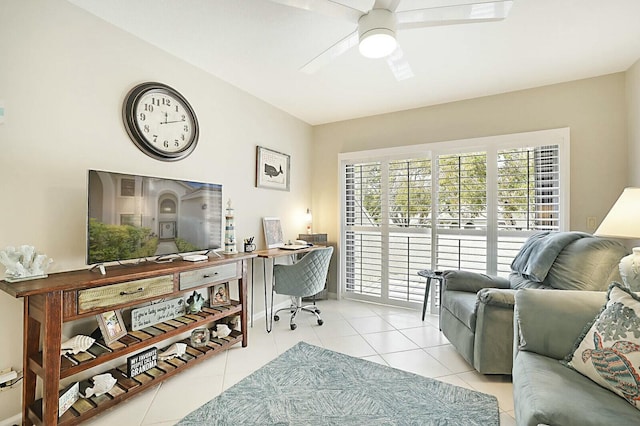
[96,310,127,346]
[263,217,284,249]
[209,282,231,307]
[256,146,290,191]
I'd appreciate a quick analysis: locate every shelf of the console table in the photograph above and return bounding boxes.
[28,330,242,426]
[29,303,242,380]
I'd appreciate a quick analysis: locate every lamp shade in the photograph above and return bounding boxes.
[595,187,640,291]
[594,188,640,239]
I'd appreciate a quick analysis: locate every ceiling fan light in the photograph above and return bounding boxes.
[359,29,397,58]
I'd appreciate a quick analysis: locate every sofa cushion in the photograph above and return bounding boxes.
[566,283,640,410]
[514,351,640,426]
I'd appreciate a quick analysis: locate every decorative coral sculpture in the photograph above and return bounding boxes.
[0,245,53,282]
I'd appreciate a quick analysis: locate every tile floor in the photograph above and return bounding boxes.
[86,299,516,425]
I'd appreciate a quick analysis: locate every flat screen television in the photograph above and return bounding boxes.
[87,169,223,265]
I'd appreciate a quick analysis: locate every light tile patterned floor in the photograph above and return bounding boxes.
[86,299,516,425]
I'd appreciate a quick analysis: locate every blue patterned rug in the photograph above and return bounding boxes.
[177,341,499,425]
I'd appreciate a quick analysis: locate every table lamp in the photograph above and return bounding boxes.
[594,187,640,290]
[305,208,312,234]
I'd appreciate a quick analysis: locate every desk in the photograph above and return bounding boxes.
[251,246,323,332]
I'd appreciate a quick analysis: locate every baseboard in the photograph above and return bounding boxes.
[0,412,20,426]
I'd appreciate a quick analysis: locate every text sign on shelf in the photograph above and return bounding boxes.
[127,347,158,377]
[131,297,186,331]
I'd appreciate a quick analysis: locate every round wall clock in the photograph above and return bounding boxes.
[123,82,199,161]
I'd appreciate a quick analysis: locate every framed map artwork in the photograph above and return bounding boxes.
[263,217,284,248]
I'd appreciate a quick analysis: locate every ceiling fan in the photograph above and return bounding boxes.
[268,0,514,80]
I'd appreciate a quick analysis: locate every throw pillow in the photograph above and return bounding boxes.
[565,282,640,409]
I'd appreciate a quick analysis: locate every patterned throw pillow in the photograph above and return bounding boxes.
[566,282,640,409]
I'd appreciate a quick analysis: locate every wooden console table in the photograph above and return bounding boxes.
[0,252,255,425]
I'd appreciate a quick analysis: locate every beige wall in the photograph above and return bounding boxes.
[0,0,312,419]
[627,58,640,186]
[312,74,629,254]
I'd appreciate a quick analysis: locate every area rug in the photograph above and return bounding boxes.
[177,341,499,425]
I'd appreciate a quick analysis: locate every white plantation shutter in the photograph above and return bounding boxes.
[387,158,432,303]
[436,152,488,274]
[495,145,561,276]
[344,162,383,297]
[340,129,568,305]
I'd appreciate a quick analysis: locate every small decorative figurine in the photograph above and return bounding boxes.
[61,335,96,355]
[158,343,187,361]
[0,245,53,282]
[81,373,117,398]
[224,199,237,254]
[211,323,231,338]
[186,291,205,313]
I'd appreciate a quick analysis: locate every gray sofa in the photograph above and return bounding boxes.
[513,289,640,425]
[440,232,627,374]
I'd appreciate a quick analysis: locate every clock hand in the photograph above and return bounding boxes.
[161,120,185,124]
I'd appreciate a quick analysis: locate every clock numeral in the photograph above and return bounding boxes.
[181,134,185,141]
[153,135,158,143]
[143,125,150,133]
[139,113,146,121]
[164,98,171,107]
[181,115,186,122]
[163,140,170,149]
[183,125,189,133]
[144,104,154,112]
[174,140,180,147]
[175,105,180,113]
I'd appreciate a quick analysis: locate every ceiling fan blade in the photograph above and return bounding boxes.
[300,30,359,74]
[396,0,513,30]
[373,0,402,12]
[386,46,414,81]
[267,0,363,22]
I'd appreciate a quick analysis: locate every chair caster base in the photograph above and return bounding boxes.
[274,315,279,321]
[317,319,324,326]
[290,323,297,330]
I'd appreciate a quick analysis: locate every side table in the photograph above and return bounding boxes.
[417,269,445,321]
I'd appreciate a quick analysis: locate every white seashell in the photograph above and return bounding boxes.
[83,373,117,398]
[216,324,231,338]
[158,343,187,361]
[61,335,95,355]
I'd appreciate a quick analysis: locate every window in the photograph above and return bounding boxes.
[120,178,135,197]
[340,128,569,306]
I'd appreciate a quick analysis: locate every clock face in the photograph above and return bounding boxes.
[123,83,199,161]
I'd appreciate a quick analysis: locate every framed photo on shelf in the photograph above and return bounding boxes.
[263,217,284,249]
[256,146,290,191]
[209,282,231,307]
[96,310,127,345]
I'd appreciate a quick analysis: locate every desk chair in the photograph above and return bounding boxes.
[272,246,333,330]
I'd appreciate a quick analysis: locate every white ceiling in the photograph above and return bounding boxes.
[68,0,640,125]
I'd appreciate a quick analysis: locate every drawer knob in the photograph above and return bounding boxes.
[120,287,144,296]
[202,272,219,278]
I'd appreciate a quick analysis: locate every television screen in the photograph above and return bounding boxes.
[87,170,223,265]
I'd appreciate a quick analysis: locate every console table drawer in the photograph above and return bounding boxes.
[180,263,237,290]
[78,275,174,313]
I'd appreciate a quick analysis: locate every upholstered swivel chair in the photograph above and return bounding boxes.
[440,232,627,375]
[272,246,333,330]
